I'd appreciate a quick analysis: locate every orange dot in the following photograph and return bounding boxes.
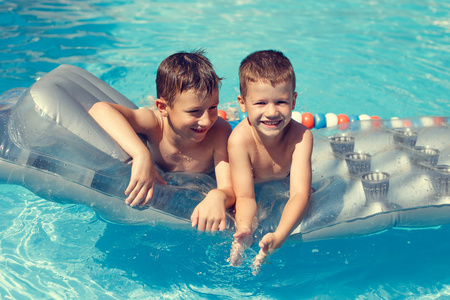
[218,110,227,120]
[337,114,350,130]
[403,120,413,127]
[337,114,349,124]
[434,116,446,126]
[370,115,382,128]
[302,112,315,129]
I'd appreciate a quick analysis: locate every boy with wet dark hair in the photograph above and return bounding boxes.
[89,50,234,231]
[228,50,313,273]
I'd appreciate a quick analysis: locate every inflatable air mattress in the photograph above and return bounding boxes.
[0,65,449,241]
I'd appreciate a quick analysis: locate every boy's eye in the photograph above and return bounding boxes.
[209,105,218,110]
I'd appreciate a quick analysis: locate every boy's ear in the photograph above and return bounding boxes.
[156,98,169,117]
[237,95,247,113]
[292,92,298,110]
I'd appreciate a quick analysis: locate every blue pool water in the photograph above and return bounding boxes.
[1,0,450,299]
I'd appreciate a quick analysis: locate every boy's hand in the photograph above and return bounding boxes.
[190,189,227,231]
[228,228,252,266]
[125,154,166,207]
[251,232,283,275]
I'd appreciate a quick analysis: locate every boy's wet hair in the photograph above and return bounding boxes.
[156,50,222,107]
[239,50,295,99]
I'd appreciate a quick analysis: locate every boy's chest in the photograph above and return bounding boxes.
[250,145,293,181]
[150,140,214,173]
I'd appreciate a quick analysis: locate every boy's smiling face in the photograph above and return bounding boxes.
[238,81,297,138]
[164,89,219,143]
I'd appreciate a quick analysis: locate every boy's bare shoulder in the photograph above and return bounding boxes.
[135,106,158,117]
[209,116,232,139]
[286,121,313,157]
[287,120,313,142]
[228,119,253,147]
[132,107,164,134]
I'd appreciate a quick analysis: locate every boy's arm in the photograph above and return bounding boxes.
[211,118,235,209]
[252,128,313,275]
[228,130,257,235]
[227,127,256,266]
[258,129,313,254]
[190,118,234,231]
[88,102,166,207]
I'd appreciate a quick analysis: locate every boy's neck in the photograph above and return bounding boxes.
[163,118,201,149]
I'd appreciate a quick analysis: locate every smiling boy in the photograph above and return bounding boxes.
[89,51,234,231]
[228,50,313,273]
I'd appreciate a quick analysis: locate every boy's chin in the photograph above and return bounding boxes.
[257,123,286,135]
[189,129,209,141]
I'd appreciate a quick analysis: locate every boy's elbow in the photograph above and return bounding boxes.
[89,102,116,121]
[89,102,110,114]
[217,186,236,208]
[290,190,311,205]
[227,188,236,207]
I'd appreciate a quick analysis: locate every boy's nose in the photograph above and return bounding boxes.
[265,104,279,117]
[198,111,214,126]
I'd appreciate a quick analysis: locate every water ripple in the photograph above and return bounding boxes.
[1,0,450,298]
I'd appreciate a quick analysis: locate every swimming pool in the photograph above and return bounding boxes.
[1,0,449,298]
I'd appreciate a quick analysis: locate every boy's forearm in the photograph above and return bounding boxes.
[216,186,235,209]
[204,187,235,211]
[274,192,310,243]
[235,197,257,231]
